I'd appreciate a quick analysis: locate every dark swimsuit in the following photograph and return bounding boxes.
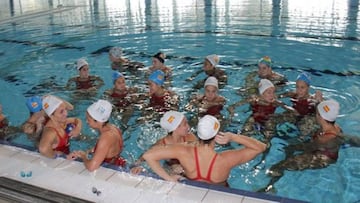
[251,102,276,124]
[150,91,172,112]
[110,90,130,108]
[0,119,8,129]
[291,97,315,116]
[47,127,70,154]
[187,147,228,187]
[198,96,223,117]
[93,128,126,167]
[75,76,97,90]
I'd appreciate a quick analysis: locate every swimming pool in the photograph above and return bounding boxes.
[0,0,359,202]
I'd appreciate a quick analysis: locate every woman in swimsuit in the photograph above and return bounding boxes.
[259,100,344,193]
[228,79,294,138]
[38,95,82,158]
[131,110,197,175]
[148,52,172,80]
[66,58,104,92]
[69,100,125,171]
[143,115,266,186]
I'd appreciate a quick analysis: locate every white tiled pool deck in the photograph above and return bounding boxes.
[0,143,304,203]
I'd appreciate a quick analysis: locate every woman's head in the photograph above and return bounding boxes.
[42,95,66,121]
[203,54,219,71]
[204,77,219,101]
[152,52,165,68]
[112,72,126,90]
[316,100,339,123]
[26,96,43,113]
[86,100,112,128]
[160,111,189,136]
[197,115,220,142]
[148,70,165,95]
[258,79,275,102]
[257,56,272,78]
[77,58,89,78]
[296,73,311,97]
[109,47,122,62]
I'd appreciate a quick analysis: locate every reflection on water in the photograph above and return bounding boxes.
[0,0,360,202]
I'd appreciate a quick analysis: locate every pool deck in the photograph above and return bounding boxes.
[0,143,305,203]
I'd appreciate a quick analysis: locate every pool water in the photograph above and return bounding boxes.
[1,0,360,202]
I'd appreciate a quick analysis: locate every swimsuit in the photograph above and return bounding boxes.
[291,97,315,116]
[313,131,340,160]
[47,127,70,154]
[93,128,126,167]
[188,147,218,183]
[251,102,277,124]
[198,96,223,117]
[75,76,97,89]
[150,91,172,112]
[0,119,8,129]
[110,90,130,107]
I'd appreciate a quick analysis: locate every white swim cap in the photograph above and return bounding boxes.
[204,76,218,89]
[205,54,220,67]
[42,95,63,116]
[87,100,112,122]
[77,58,88,70]
[160,111,185,133]
[197,115,220,140]
[317,100,340,122]
[258,79,274,95]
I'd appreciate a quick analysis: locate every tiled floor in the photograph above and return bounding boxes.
[0,144,302,203]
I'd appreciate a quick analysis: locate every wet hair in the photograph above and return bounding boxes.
[201,137,215,145]
[153,52,165,64]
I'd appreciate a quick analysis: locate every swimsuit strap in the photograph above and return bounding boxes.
[194,147,202,179]
[46,126,66,146]
[205,153,218,181]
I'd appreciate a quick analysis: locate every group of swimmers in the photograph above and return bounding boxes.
[0,48,351,192]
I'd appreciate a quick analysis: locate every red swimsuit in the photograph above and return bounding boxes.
[110,90,130,108]
[47,127,70,154]
[188,147,218,183]
[75,76,97,90]
[150,91,172,112]
[93,128,126,167]
[291,97,315,116]
[251,102,277,124]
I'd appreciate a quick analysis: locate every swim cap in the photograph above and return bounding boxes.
[258,56,272,67]
[160,111,185,133]
[197,115,220,140]
[204,76,218,89]
[258,79,275,95]
[317,100,339,122]
[149,70,165,86]
[42,95,63,116]
[77,58,88,70]
[87,100,112,122]
[109,47,122,59]
[205,54,220,67]
[296,72,311,85]
[153,52,165,64]
[112,71,124,83]
[26,96,43,113]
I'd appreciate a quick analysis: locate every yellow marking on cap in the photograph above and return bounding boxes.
[31,102,38,108]
[44,103,49,109]
[167,116,175,123]
[323,105,330,112]
[214,122,219,130]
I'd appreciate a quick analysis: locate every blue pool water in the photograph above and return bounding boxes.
[0,0,360,202]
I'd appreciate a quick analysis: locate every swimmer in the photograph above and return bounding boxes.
[66,58,104,92]
[187,54,227,89]
[130,110,197,175]
[242,56,287,96]
[148,52,172,79]
[185,76,226,126]
[109,46,144,72]
[69,100,126,171]
[146,70,179,113]
[259,100,344,193]
[228,79,294,139]
[143,115,266,186]
[39,95,82,158]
